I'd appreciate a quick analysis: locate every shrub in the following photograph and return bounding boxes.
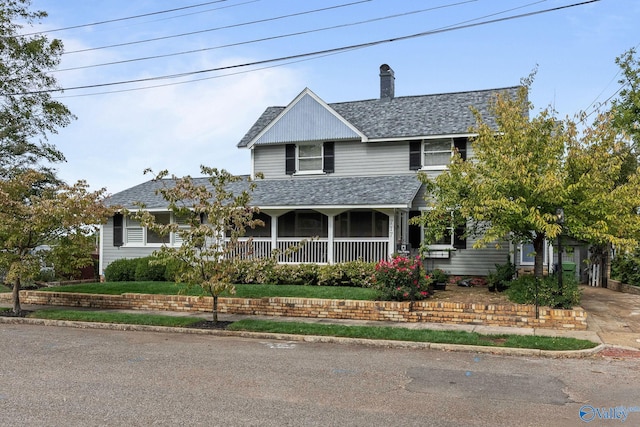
[372,255,432,302]
[507,274,581,308]
[134,256,166,281]
[487,259,516,292]
[271,263,318,286]
[611,249,640,286]
[317,260,376,287]
[104,258,138,282]
[429,268,448,284]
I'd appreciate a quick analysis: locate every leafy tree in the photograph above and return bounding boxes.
[0,0,74,177]
[134,167,264,323]
[611,48,640,150]
[0,170,112,314]
[44,233,98,280]
[415,78,565,278]
[414,75,640,281]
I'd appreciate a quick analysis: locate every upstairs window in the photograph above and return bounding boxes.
[298,143,323,172]
[423,139,453,169]
[285,142,334,175]
[410,138,467,171]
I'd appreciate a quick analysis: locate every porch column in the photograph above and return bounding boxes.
[271,214,278,254]
[388,213,395,259]
[327,214,335,264]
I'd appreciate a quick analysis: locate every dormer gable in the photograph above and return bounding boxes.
[245,88,367,148]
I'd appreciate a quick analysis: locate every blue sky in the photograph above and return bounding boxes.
[26,0,640,194]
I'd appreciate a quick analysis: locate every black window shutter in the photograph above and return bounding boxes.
[453,137,467,161]
[409,140,422,170]
[323,141,335,173]
[453,224,466,249]
[113,213,123,247]
[285,144,296,175]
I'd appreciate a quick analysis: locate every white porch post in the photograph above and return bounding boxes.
[271,214,278,254]
[327,214,335,264]
[388,212,395,259]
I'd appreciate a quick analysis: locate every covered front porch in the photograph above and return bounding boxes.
[234,208,416,264]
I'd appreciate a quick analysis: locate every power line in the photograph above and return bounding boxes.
[21,0,231,36]
[54,1,478,72]
[63,0,373,55]
[11,0,601,96]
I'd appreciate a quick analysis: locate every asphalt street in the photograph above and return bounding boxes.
[1,324,638,426]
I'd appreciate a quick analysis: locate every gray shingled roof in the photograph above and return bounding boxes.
[107,175,423,210]
[107,175,421,209]
[237,86,520,147]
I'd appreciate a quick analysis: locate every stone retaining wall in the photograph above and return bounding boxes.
[1,290,587,330]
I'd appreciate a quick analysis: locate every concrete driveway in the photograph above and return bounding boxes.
[580,286,640,349]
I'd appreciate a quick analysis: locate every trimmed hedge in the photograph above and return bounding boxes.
[106,257,377,288]
[105,257,171,282]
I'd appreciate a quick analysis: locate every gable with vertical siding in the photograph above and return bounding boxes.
[250,89,364,146]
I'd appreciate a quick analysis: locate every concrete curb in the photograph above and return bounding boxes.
[0,316,603,358]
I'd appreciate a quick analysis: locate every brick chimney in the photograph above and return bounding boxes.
[379,64,395,100]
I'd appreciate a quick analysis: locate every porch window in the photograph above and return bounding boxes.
[334,211,388,237]
[244,212,271,238]
[278,210,328,237]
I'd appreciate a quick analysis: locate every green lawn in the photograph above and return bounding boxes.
[0,284,11,293]
[37,281,380,300]
[28,309,204,328]
[23,309,597,351]
[228,319,597,351]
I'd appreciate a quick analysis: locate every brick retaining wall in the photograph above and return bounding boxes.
[1,290,587,330]
[607,279,640,295]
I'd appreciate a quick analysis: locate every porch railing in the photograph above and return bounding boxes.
[229,237,388,264]
[334,238,388,263]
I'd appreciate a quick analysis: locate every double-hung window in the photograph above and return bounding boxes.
[410,137,467,171]
[297,143,323,173]
[423,139,453,169]
[286,142,334,175]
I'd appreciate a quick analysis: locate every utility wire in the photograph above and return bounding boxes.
[21,0,230,36]
[11,0,600,96]
[63,0,372,54]
[54,0,478,72]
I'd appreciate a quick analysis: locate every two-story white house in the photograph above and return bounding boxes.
[100,65,517,277]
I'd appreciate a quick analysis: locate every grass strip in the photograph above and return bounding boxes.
[21,310,596,351]
[227,319,597,351]
[27,309,204,328]
[37,282,379,300]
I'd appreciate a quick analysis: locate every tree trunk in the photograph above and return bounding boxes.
[12,277,22,315]
[212,295,218,323]
[533,234,546,279]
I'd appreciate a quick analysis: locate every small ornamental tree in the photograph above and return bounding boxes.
[372,255,432,307]
[0,169,112,314]
[135,167,264,323]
